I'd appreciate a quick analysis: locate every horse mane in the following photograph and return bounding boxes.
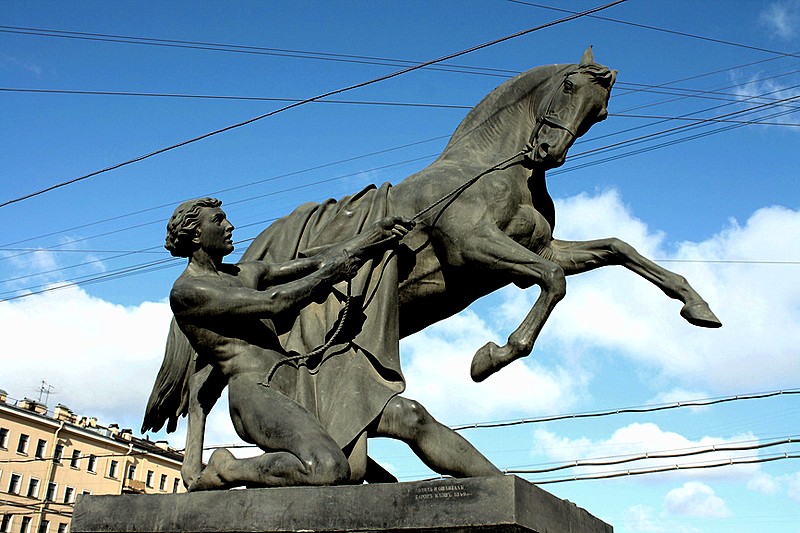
[441,60,614,156]
[442,64,567,154]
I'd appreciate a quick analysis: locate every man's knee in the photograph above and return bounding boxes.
[300,447,350,486]
[383,397,435,441]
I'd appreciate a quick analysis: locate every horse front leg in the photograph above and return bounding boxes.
[449,233,567,382]
[551,238,721,328]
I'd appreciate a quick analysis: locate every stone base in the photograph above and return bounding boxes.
[72,475,612,533]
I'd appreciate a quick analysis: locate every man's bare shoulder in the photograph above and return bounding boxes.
[170,269,227,314]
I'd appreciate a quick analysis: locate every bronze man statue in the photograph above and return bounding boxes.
[164,198,500,490]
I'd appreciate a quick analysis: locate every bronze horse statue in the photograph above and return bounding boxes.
[144,48,720,476]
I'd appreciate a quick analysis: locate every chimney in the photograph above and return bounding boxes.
[0,389,7,403]
[54,404,77,423]
[19,398,48,415]
[119,429,133,442]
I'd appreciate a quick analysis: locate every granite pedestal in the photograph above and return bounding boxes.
[72,475,612,533]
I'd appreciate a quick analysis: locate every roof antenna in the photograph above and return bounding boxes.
[37,380,56,405]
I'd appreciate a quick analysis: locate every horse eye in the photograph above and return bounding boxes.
[563,79,574,93]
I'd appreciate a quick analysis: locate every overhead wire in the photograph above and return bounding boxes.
[506,435,800,474]
[0,25,517,79]
[524,452,800,484]
[451,388,800,431]
[0,0,627,209]
[508,0,800,60]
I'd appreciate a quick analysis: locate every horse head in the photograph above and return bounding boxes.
[527,47,616,169]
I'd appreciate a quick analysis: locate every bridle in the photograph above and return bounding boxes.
[527,71,580,153]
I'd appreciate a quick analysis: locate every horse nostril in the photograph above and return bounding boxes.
[537,143,550,160]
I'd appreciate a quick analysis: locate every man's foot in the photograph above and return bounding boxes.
[188,448,237,491]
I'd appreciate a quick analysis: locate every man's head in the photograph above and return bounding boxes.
[165,197,234,258]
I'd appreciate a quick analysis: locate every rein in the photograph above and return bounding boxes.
[259,74,581,387]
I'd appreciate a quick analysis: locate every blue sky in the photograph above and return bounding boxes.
[2,1,800,531]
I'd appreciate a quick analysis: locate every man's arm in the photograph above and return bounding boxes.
[171,257,357,321]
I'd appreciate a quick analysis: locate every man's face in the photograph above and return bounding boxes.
[196,206,235,257]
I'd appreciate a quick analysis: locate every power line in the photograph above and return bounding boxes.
[0,135,449,249]
[0,25,516,79]
[524,451,800,484]
[507,435,799,474]
[509,0,800,60]
[0,0,626,209]
[451,388,800,431]
[0,87,473,110]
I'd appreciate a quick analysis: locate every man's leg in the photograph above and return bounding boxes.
[191,375,350,490]
[371,396,501,478]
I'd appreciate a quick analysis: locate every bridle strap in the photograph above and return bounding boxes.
[531,71,579,143]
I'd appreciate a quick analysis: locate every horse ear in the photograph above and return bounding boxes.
[580,46,594,66]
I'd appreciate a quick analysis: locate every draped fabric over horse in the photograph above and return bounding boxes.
[239,182,405,449]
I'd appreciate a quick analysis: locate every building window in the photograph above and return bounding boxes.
[20,517,31,533]
[69,450,81,469]
[145,470,154,488]
[63,486,75,504]
[172,478,180,493]
[1,514,12,533]
[37,520,49,533]
[0,428,8,449]
[45,482,57,502]
[126,464,136,480]
[53,444,64,463]
[8,473,21,494]
[26,478,40,498]
[56,524,67,533]
[159,474,167,491]
[17,434,29,454]
[35,439,47,459]
[108,460,118,478]
[87,455,97,473]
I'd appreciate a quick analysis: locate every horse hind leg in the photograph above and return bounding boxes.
[551,238,722,328]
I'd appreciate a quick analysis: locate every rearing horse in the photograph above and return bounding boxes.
[388,47,720,381]
[143,48,721,470]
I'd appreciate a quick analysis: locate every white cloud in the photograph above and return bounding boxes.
[0,53,43,77]
[747,471,779,494]
[785,471,800,501]
[0,284,172,433]
[529,191,800,392]
[400,309,586,425]
[759,2,800,41]
[530,422,759,482]
[664,482,730,518]
[623,505,665,532]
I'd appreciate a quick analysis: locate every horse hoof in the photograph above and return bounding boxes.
[471,342,500,382]
[680,301,722,328]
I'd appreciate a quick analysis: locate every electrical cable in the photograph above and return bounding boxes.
[507,435,799,474]
[524,451,800,484]
[451,388,800,431]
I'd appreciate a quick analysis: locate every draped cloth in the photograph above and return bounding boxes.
[241,182,405,449]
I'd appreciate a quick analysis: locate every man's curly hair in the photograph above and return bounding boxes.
[165,197,222,258]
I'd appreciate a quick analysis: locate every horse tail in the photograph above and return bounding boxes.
[141,317,195,434]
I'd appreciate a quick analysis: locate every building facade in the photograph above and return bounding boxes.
[0,390,185,533]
